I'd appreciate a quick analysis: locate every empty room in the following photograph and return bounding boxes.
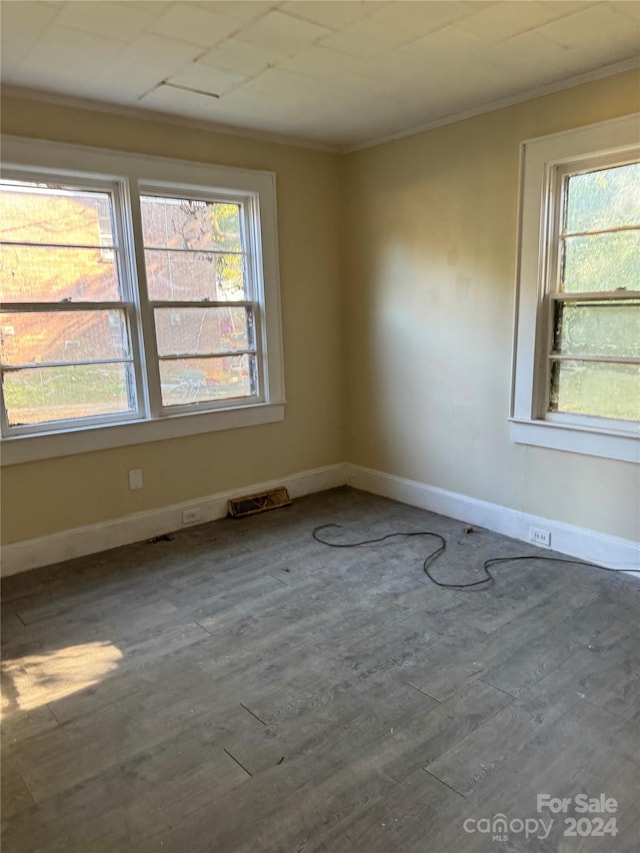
[1,1,639,850]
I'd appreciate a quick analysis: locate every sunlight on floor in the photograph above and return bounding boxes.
[1,642,123,714]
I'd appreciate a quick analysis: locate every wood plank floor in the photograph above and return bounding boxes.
[2,487,639,852]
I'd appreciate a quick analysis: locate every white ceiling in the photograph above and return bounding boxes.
[1,1,639,150]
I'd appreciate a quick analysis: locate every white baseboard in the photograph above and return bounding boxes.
[1,463,347,577]
[346,464,640,573]
[4,461,638,577]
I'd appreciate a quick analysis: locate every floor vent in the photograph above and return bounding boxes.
[227,486,292,519]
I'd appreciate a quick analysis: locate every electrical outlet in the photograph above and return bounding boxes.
[182,508,202,525]
[529,526,551,547]
[128,469,143,490]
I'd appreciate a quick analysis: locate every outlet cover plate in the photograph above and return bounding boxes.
[182,508,202,525]
[529,526,551,547]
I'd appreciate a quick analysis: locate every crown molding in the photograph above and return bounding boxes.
[0,84,342,155]
[343,57,640,154]
[2,56,639,157]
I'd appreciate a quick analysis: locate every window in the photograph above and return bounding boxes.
[139,192,258,410]
[511,115,640,463]
[0,137,284,465]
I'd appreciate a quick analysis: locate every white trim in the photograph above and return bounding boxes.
[3,58,638,156]
[345,58,640,153]
[0,463,347,576]
[3,462,638,577]
[0,402,285,466]
[510,418,640,463]
[346,464,640,573]
[0,86,342,154]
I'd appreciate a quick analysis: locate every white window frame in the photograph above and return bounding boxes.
[0,136,285,466]
[510,114,640,464]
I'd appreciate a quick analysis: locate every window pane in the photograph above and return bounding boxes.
[154,307,253,356]
[552,300,640,359]
[0,245,121,302]
[159,355,255,406]
[140,196,242,252]
[565,163,640,233]
[0,183,116,247]
[561,230,640,293]
[1,310,130,365]
[549,360,640,421]
[144,250,246,301]
[3,363,135,426]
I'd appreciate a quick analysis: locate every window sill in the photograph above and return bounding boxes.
[0,402,285,466]
[509,417,639,463]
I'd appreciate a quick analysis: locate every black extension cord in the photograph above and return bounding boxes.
[311,523,638,589]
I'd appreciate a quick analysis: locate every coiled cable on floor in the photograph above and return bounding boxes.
[312,523,638,589]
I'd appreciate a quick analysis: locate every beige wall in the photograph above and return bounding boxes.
[1,97,345,543]
[2,69,639,548]
[344,69,640,541]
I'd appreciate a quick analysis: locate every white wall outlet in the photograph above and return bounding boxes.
[128,469,143,490]
[529,526,551,547]
[182,508,202,525]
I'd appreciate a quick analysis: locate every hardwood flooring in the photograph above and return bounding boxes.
[1,487,639,852]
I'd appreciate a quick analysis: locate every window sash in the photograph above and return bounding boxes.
[135,186,264,415]
[0,175,148,436]
[542,291,640,427]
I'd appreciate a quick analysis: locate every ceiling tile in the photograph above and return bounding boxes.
[198,38,281,76]
[608,1,640,23]
[196,2,280,24]
[474,29,572,74]
[536,3,640,51]
[283,1,382,30]
[455,1,567,42]
[113,1,170,15]
[17,25,125,76]
[233,10,332,56]
[118,33,203,74]
[210,87,297,122]
[240,67,334,101]
[139,83,225,118]
[319,18,415,58]
[5,65,125,100]
[539,1,599,15]
[150,3,239,48]
[368,1,481,37]
[0,1,60,70]
[276,45,363,78]
[401,24,488,61]
[166,63,246,95]
[349,52,433,90]
[101,58,166,100]
[56,1,154,42]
